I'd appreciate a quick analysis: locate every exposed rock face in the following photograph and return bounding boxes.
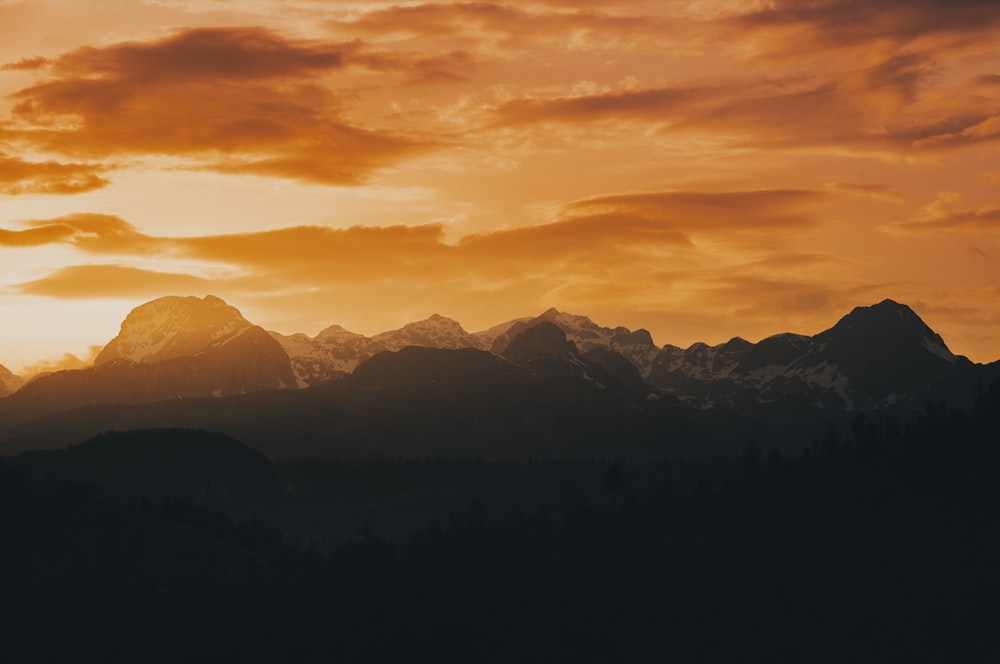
[0,363,23,397]
[96,295,252,366]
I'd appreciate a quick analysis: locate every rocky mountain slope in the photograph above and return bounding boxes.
[0,296,297,421]
[271,314,485,385]
[0,364,23,398]
[488,308,661,377]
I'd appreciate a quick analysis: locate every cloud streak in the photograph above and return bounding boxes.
[7,189,836,326]
[491,53,1000,155]
[0,154,109,195]
[18,264,213,298]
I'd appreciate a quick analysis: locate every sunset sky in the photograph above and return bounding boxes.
[1,0,999,374]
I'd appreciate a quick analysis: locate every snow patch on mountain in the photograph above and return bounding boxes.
[372,314,485,353]
[273,315,484,385]
[922,336,957,363]
[96,295,252,366]
[798,361,853,410]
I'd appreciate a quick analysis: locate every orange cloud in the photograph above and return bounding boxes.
[6,27,429,185]
[729,0,1000,49]
[0,214,157,252]
[1,56,49,71]
[329,2,676,47]
[893,204,1000,234]
[564,190,829,232]
[351,48,478,84]
[10,187,836,310]
[489,43,999,156]
[460,212,690,261]
[0,224,76,247]
[8,187,827,272]
[0,154,109,195]
[18,265,213,298]
[822,182,903,202]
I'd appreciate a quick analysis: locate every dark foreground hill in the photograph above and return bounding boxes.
[13,428,279,511]
[2,381,998,662]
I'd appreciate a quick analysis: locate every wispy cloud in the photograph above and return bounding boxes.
[0,154,109,195]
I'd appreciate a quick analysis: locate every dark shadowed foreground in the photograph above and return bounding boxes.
[2,382,999,662]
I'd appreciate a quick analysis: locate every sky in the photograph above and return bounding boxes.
[1,0,999,374]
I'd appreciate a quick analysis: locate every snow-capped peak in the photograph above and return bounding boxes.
[372,314,485,352]
[95,295,252,366]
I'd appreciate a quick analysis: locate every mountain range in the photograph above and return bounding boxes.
[1,295,997,458]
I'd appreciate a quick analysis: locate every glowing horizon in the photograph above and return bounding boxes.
[2,0,999,373]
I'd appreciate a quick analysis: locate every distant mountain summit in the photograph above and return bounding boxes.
[272,308,656,386]
[96,295,252,366]
[489,308,660,376]
[272,314,485,386]
[373,314,485,352]
[648,299,984,412]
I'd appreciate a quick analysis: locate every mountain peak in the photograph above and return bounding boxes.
[314,324,364,342]
[372,314,483,352]
[95,294,252,366]
[832,299,940,342]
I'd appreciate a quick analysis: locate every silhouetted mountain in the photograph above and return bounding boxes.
[581,346,650,399]
[0,298,996,460]
[14,428,278,507]
[502,320,578,364]
[0,337,685,460]
[648,300,994,413]
[0,363,22,397]
[353,346,521,394]
[500,321,648,399]
[0,296,297,422]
